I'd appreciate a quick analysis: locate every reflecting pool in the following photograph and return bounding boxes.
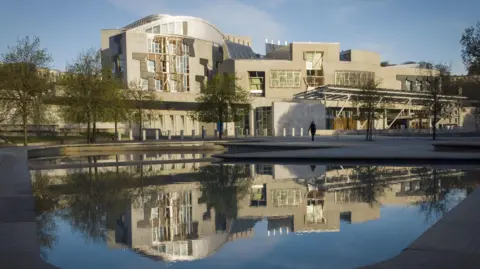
[31,158,480,269]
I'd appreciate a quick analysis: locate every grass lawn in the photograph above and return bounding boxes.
[1,132,115,144]
[2,136,85,144]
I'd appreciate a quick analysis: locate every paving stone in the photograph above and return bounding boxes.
[0,197,35,222]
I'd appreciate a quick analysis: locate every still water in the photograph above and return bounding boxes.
[31,156,479,269]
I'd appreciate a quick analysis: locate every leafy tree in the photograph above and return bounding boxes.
[60,48,123,143]
[351,75,388,141]
[0,36,52,146]
[190,73,250,139]
[419,64,459,140]
[126,79,157,140]
[380,61,390,67]
[460,21,480,75]
[197,164,252,221]
[59,166,139,243]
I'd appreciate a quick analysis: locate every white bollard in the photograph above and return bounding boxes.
[235,128,239,138]
[155,129,159,140]
[142,129,146,141]
[292,128,295,137]
[129,129,133,140]
[283,128,286,137]
[168,130,172,140]
[214,129,218,138]
[245,129,249,137]
[117,132,122,141]
[180,130,184,140]
[263,128,268,137]
[300,128,304,136]
[192,129,195,139]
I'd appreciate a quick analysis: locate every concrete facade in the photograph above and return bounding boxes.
[96,14,473,137]
[91,163,461,262]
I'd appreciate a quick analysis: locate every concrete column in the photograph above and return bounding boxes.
[180,130,184,140]
[129,129,133,140]
[155,129,159,140]
[292,128,295,136]
[168,130,172,140]
[300,128,304,136]
[117,132,122,141]
[142,130,146,141]
[283,128,286,137]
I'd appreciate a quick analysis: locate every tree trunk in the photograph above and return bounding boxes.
[218,112,223,139]
[86,120,91,144]
[93,120,97,143]
[432,102,437,141]
[86,110,91,144]
[114,112,118,141]
[22,113,28,146]
[138,109,142,141]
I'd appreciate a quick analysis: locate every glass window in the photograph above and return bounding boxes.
[175,21,182,35]
[405,80,412,91]
[155,79,162,91]
[167,22,174,33]
[334,70,374,87]
[270,70,301,88]
[153,25,160,34]
[141,78,148,90]
[147,60,155,72]
[161,23,167,33]
[146,28,152,33]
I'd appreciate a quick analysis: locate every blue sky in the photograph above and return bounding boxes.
[0,0,478,74]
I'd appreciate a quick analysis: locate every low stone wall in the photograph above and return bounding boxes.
[27,141,226,159]
[0,148,59,268]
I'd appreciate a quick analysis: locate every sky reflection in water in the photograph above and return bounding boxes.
[31,156,479,269]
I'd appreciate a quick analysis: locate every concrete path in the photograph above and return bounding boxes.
[0,148,58,269]
[215,137,480,164]
[360,187,480,269]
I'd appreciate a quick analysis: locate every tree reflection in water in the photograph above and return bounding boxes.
[413,167,465,224]
[57,157,141,243]
[197,164,253,227]
[32,174,59,259]
[351,166,390,207]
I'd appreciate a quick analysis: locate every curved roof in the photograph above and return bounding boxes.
[122,14,225,38]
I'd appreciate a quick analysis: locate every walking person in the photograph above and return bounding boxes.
[308,121,316,141]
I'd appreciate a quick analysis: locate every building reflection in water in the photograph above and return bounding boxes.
[32,159,479,263]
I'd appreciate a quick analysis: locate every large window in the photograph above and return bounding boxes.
[305,51,323,70]
[248,71,265,96]
[335,70,375,87]
[155,79,162,91]
[145,21,186,35]
[255,107,272,135]
[147,60,156,72]
[271,189,302,207]
[141,78,149,90]
[270,70,301,88]
[147,39,161,54]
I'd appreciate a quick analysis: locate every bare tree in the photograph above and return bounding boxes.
[0,36,52,146]
[351,74,388,141]
[126,79,157,140]
[419,64,458,140]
